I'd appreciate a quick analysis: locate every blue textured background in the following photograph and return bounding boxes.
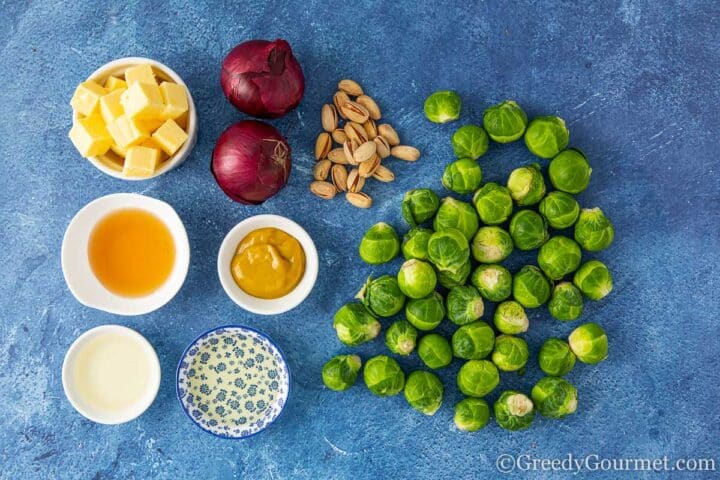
[1,1,719,478]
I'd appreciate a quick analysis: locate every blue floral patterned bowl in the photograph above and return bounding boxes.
[176,325,290,439]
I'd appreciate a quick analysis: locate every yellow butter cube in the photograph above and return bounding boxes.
[121,82,164,120]
[152,119,188,156]
[68,114,112,157]
[99,89,126,124]
[124,64,156,85]
[110,143,127,158]
[140,138,169,162]
[106,115,149,149]
[159,82,188,120]
[70,81,107,116]
[140,118,165,132]
[123,146,160,178]
[104,76,127,91]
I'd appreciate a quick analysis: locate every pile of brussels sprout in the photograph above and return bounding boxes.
[322,94,614,432]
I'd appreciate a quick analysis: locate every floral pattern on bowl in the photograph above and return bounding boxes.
[176,325,290,439]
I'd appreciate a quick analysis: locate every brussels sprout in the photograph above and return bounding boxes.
[427,228,470,272]
[483,100,528,143]
[418,333,453,369]
[524,116,569,159]
[446,286,485,325]
[452,321,495,360]
[494,391,535,430]
[457,360,499,397]
[358,222,400,265]
[454,398,490,432]
[322,354,362,391]
[568,322,608,364]
[509,210,549,251]
[433,197,479,241]
[574,208,614,252]
[357,275,406,317]
[548,282,584,321]
[442,158,483,194]
[451,125,489,159]
[397,259,437,299]
[512,265,551,308]
[406,292,445,331]
[531,377,578,419]
[402,227,433,260]
[402,189,440,226]
[363,355,406,396]
[472,182,514,225]
[507,164,546,206]
[385,320,418,356]
[537,236,582,280]
[491,335,529,372]
[538,338,576,377]
[437,259,472,289]
[404,371,444,415]
[573,260,613,300]
[538,191,580,229]
[548,148,591,194]
[333,302,381,346]
[471,265,513,302]
[471,226,513,263]
[493,300,529,334]
[424,90,461,123]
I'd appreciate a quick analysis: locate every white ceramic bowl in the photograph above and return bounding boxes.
[72,56,198,180]
[62,324,161,425]
[217,215,318,315]
[61,193,190,316]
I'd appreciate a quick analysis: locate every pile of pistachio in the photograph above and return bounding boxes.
[310,79,421,208]
[322,93,615,432]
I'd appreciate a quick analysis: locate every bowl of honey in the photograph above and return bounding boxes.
[61,193,190,315]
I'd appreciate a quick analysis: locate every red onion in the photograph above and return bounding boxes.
[220,39,305,119]
[211,120,292,204]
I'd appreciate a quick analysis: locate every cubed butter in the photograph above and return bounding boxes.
[152,119,188,156]
[99,89,126,124]
[70,81,107,116]
[139,118,165,132]
[159,82,188,120]
[104,76,127,91]
[121,82,164,120]
[68,114,112,157]
[124,64,156,85]
[140,138,169,162]
[123,146,160,178]
[106,115,149,149]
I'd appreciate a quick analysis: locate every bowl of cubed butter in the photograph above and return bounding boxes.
[68,57,198,180]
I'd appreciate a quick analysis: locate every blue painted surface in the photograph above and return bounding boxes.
[0,1,718,478]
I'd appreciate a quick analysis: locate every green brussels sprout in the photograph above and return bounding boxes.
[457,360,499,397]
[548,148,591,194]
[437,259,472,289]
[471,226,513,263]
[507,164,546,206]
[446,286,485,325]
[406,292,445,331]
[493,300,529,334]
[537,236,582,280]
[509,210,549,250]
[404,371,444,415]
[471,265,513,302]
[433,197,479,241]
[385,320,418,356]
[548,282,584,321]
[402,189,440,226]
[568,323,608,364]
[573,260,613,300]
[402,227,433,260]
[424,90,461,123]
[451,124,489,159]
[397,259,437,299]
[454,398,491,432]
[524,116,569,159]
[417,333,453,369]
[531,377,578,419]
[363,355,406,396]
[322,354,362,391]
[574,208,614,252]
[357,275,406,317]
[494,391,535,431]
[333,302,381,346]
[427,228,470,272]
[538,338,576,377]
[491,335,529,372]
[452,321,495,360]
[512,265,551,308]
[472,182,514,225]
[358,222,400,264]
[442,158,483,194]
[538,191,580,229]
[482,100,528,143]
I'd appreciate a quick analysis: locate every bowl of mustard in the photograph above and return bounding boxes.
[217,215,318,315]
